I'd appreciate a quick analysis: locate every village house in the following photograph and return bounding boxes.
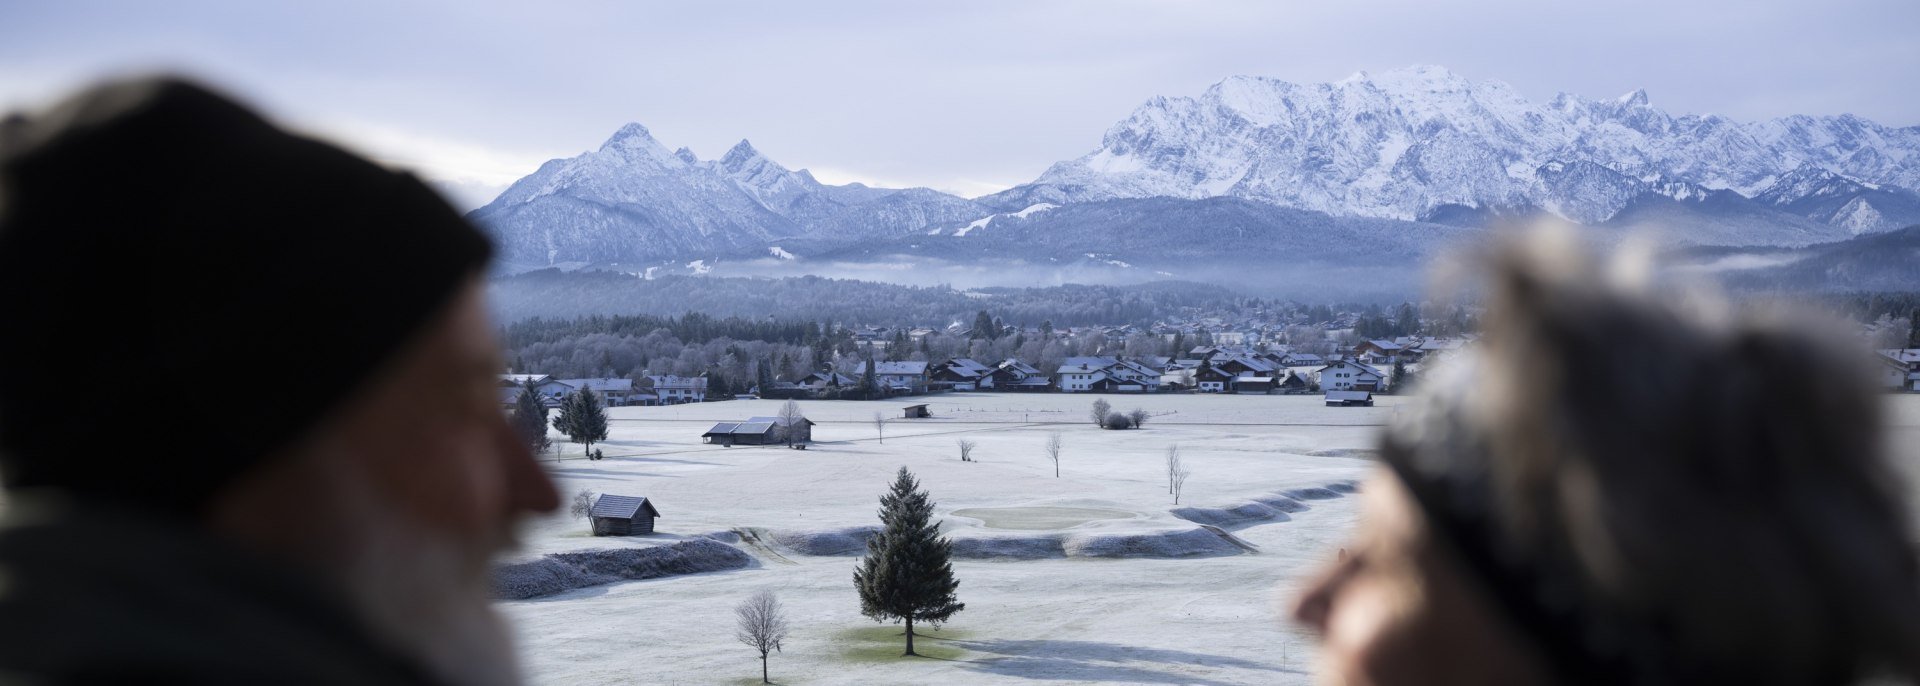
[643,375,708,404]
[499,374,576,408]
[1352,339,1405,365]
[1055,357,1162,393]
[1879,349,1920,391]
[848,360,931,395]
[588,495,661,536]
[557,378,638,406]
[988,359,1053,392]
[929,358,994,390]
[701,415,814,446]
[1316,359,1386,392]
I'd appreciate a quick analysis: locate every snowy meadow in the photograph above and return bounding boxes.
[500,392,1920,685]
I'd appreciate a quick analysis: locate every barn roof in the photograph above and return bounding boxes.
[746,415,814,427]
[590,495,660,519]
[702,422,741,436]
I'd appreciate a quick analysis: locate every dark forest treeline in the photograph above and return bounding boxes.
[487,270,1265,326]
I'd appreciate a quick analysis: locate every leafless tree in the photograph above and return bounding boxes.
[569,489,597,520]
[778,399,806,447]
[1171,451,1192,505]
[1090,398,1111,427]
[1044,432,1062,478]
[734,589,790,684]
[872,411,885,444]
[1128,408,1149,429]
[1177,367,1195,389]
[1164,445,1181,496]
[957,438,977,462]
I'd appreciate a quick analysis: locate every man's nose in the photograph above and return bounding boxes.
[497,414,560,513]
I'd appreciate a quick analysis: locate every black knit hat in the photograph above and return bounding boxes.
[0,77,493,514]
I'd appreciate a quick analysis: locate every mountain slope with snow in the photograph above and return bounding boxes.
[984,66,1920,242]
[468,127,989,270]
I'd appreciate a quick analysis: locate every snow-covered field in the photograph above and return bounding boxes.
[502,392,1920,685]
[501,392,1386,685]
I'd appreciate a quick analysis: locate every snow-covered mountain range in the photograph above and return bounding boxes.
[982,65,1920,236]
[468,124,987,270]
[469,66,1920,275]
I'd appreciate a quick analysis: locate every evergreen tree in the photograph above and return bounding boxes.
[1909,309,1919,348]
[860,351,879,399]
[512,380,551,455]
[551,387,610,457]
[1391,358,1412,395]
[853,467,964,656]
[971,310,995,339]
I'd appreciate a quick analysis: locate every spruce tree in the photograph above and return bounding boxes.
[854,467,964,656]
[552,387,610,457]
[860,352,879,399]
[512,381,551,455]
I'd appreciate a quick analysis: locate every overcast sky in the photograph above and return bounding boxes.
[4,1,1916,210]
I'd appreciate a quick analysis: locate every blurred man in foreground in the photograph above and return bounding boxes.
[0,79,559,684]
[1292,231,1920,685]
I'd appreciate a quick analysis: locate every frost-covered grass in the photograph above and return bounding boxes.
[502,392,1920,684]
[502,392,1393,684]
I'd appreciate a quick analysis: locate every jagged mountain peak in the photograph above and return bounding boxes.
[719,138,778,173]
[1617,88,1652,107]
[673,146,699,164]
[595,122,683,168]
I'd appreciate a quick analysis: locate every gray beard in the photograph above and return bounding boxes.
[330,476,523,686]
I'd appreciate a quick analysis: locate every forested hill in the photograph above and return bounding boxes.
[486,269,1254,327]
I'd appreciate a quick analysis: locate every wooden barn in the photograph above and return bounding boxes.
[1324,390,1375,407]
[701,416,814,446]
[902,404,932,419]
[590,495,661,536]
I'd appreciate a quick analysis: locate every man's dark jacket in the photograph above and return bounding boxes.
[0,498,441,685]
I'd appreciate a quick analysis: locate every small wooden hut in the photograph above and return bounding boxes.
[902,404,932,419]
[589,495,661,536]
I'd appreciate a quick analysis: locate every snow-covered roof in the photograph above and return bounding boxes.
[746,415,812,427]
[852,361,930,376]
[558,378,635,393]
[590,495,659,520]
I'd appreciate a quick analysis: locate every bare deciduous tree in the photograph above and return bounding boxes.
[735,589,790,684]
[872,411,885,444]
[1127,408,1149,429]
[1171,451,1192,505]
[1090,398,1111,427]
[957,438,976,462]
[1044,432,1062,478]
[1164,445,1181,496]
[569,489,597,520]
[778,399,806,447]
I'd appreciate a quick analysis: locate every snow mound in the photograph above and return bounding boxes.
[701,530,742,543]
[1282,487,1342,500]
[1172,481,1356,529]
[494,539,752,600]
[1169,502,1293,529]
[1250,494,1311,513]
[949,535,1067,560]
[1062,527,1244,559]
[770,525,880,556]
